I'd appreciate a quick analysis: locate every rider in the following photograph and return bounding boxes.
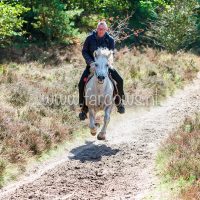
[78,21,125,120]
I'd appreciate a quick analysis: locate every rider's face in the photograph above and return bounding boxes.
[97,25,107,38]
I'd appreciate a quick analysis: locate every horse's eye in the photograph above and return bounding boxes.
[95,63,98,67]
[106,64,109,67]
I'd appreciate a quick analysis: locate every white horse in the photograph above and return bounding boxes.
[85,48,114,140]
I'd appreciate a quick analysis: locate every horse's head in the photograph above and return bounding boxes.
[93,47,113,83]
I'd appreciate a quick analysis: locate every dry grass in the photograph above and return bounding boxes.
[181,180,200,200]
[157,113,200,199]
[0,45,199,187]
[115,47,199,105]
[0,159,6,180]
[0,54,81,186]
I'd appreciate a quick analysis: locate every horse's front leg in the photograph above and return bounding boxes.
[97,105,112,140]
[89,108,97,136]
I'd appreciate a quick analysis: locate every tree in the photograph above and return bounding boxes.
[0,2,29,46]
[31,0,82,41]
[147,0,199,52]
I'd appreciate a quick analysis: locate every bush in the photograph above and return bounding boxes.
[0,159,7,187]
[147,0,199,52]
[9,84,29,107]
[0,2,29,46]
[157,113,200,198]
[158,114,200,180]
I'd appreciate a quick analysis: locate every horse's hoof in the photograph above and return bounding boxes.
[95,122,100,128]
[97,132,106,140]
[90,128,97,136]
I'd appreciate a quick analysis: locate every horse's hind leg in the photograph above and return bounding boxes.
[97,105,112,140]
[89,108,97,136]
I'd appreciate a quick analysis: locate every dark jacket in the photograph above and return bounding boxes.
[82,31,115,66]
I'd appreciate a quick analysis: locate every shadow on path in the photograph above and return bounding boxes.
[69,141,120,162]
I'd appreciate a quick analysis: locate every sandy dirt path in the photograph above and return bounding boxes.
[0,73,200,200]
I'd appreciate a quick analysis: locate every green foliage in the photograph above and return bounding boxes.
[31,0,82,41]
[80,14,100,31]
[66,0,131,32]
[192,0,200,48]
[0,2,29,46]
[148,0,199,52]
[1,0,200,49]
[66,0,129,16]
[66,0,168,31]
[138,0,168,19]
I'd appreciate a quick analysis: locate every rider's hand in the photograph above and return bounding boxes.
[89,62,96,73]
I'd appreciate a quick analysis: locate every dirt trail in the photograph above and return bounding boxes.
[0,73,200,200]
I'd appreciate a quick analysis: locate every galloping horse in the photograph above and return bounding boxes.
[85,47,114,140]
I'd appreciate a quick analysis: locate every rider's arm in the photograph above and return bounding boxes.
[82,37,94,65]
[108,37,115,67]
[109,37,115,50]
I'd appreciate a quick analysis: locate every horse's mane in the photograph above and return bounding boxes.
[94,47,114,67]
[95,47,112,57]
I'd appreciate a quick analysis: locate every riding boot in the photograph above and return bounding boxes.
[114,94,125,114]
[117,102,125,114]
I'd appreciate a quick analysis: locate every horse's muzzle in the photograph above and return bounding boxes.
[97,75,105,82]
[97,76,105,84]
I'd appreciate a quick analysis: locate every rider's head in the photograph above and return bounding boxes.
[96,21,108,38]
